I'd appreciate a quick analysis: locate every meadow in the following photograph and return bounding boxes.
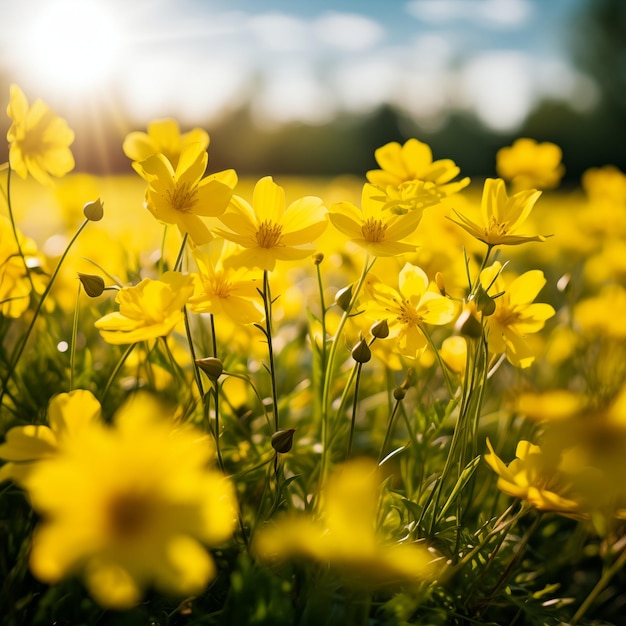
[1,84,626,625]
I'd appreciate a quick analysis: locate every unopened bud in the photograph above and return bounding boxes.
[351,338,371,363]
[455,307,483,339]
[78,272,105,297]
[83,198,104,222]
[470,284,496,316]
[271,428,296,454]
[313,253,324,265]
[335,284,353,311]
[195,357,224,381]
[435,272,446,296]
[393,386,406,400]
[370,319,389,339]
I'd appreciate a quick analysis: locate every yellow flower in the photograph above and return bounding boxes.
[0,215,41,318]
[0,390,101,485]
[6,84,75,184]
[365,263,456,359]
[254,458,438,589]
[21,392,237,609]
[213,176,327,271]
[581,165,626,205]
[574,284,626,339]
[122,118,210,168]
[496,138,565,190]
[95,271,195,344]
[449,178,546,246]
[329,183,422,257]
[480,262,555,368]
[366,138,469,197]
[132,143,235,245]
[484,438,581,516]
[188,238,264,324]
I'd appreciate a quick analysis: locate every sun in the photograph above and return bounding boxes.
[16,0,127,95]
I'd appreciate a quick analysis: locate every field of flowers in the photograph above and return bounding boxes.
[2,84,626,625]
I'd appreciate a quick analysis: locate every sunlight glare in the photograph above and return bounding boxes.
[17,0,126,95]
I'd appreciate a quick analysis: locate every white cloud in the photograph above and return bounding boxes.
[313,12,385,51]
[406,0,532,29]
[247,13,311,51]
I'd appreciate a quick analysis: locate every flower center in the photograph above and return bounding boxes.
[486,215,510,238]
[107,492,156,541]
[211,274,232,298]
[256,220,283,248]
[396,299,421,326]
[166,181,197,213]
[361,218,387,243]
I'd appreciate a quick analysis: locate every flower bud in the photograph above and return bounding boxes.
[271,428,296,454]
[195,357,224,381]
[335,284,353,311]
[435,272,446,296]
[455,307,483,339]
[393,386,406,400]
[470,284,496,316]
[83,198,104,222]
[78,272,105,297]
[313,253,324,265]
[351,338,371,363]
[370,319,389,339]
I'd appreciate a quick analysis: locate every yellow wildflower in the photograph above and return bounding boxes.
[6,84,75,184]
[329,183,422,257]
[449,178,546,247]
[0,390,101,485]
[367,138,469,197]
[484,439,581,516]
[496,138,565,190]
[21,392,237,609]
[365,263,456,359]
[254,458,438,588]
[480,262,555,368]
[123,118,210,168]
[574,284,626,339]
[188,238,264,324]
[132,143,235,245]
[95,271,195,344]
[581,165,626,205]
[213,176,327,271]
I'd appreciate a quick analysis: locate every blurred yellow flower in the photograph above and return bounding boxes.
[329,183,423,257]
[95,271,194,344]
[574,284,626,339]
[365,263,456,359]
[214,176,327,271]
[254,458,438,588]
[480,262,555,368]
[132,143,235,245]
[0,390,101,485]
[449,178,546,247]
[6,84,75,184]
[0,215,40,318]
[188,238,264,324]
[496,138,565,190]
[581,165,626,205]
[123,118,210,168]
[440,335,467,375]
[21,391,237,609]
[367,138,469,197]
[484,439,581,515]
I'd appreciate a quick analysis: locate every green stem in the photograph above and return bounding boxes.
[260,270,280,431]
[69,283,81,391]
[345,361,364,461]
[570,542,626,625]
[377,395,403,463]
[100,343,137,403]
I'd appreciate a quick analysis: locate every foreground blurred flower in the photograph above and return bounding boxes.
[480,262,555,368]
[6,84,75,184]
[123,118,210,168]
[366,138,469,197]
[254,458,438,588]
[95,271,194,344]
[496,138,565,191]
[213,176,327,271]
[329,183,423,257]
[364,263,456,359]
[188,238,264,324]
[484,439,581,516]
[449,178,546,247]
[20,392,237,609]
[132,143,235,245]
[0,390,100,485]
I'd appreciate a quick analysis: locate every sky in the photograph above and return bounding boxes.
[0,0,596,133]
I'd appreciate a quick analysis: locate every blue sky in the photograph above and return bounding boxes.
[0,0,595,133]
